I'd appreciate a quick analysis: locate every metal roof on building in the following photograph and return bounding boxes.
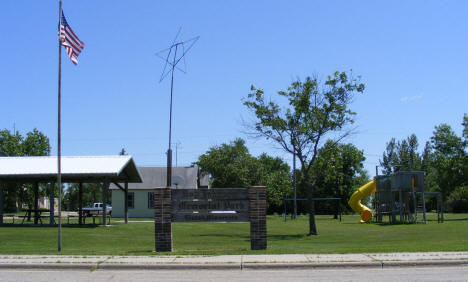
[110,166,207,189]
[0,155,142,183]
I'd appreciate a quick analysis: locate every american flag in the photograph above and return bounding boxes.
[59,12,84,65]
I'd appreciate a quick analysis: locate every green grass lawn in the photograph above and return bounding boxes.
[0,213,467,255]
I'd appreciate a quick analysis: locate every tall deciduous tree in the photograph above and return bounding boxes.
[462,113,468,141]
[243,71,365,235]
[0,130,23,157]
[462,114,468,188]
[256,154,292,213]
[0,128,50,211]
[196,138,291,212]
[430,124,465,200]
[22,128,51,156]
[196,138,259,188]
[0,130,23,211]
[309,141,369,214]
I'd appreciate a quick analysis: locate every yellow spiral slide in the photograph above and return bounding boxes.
[348,179,376,223]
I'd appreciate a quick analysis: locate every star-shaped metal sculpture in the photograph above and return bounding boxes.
[155,27,199,187]
[156,27,200,83]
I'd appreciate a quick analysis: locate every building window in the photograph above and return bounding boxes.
[127,192,134,209]
[148,192,155,209]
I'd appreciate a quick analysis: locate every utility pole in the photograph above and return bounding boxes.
[175,141,181,167]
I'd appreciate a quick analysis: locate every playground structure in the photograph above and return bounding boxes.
[348,171,444,224]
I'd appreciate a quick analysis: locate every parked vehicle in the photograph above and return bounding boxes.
[82,203,112,216]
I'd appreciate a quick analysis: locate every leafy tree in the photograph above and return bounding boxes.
[380,138,397,175]
[421,141,433,172]
[256,154,292,213]
[430,124,465,200]
[446,185,468,213]
[463,113,468,141]
[295,141,368,215]
[420,141,440,210]
[0,130,23,212]
[64,183,103,211]
[461,114,468,188]
[243,71,365,235]
[22,128,51,156]
[379,134,422,173]
[197,138,259,188]
[0,128,50,211]
[196,138,291,213]
[0,130,23,157]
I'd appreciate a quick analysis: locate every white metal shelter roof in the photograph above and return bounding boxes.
[0,155,142,183]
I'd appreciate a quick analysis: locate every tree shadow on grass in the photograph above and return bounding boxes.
[126,249,157,255]
[188,233,308,241]
[0,223,98,228]
[438,217,468,222]
[268,234,309,241]
[196,234,250,239]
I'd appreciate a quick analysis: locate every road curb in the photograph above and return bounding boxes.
[98,263,240,270]
[0,264,95,270]
[0,260,466,271]
[242,261,382,269]
[382,260,468,268]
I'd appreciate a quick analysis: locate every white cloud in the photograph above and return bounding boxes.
[400,94,423,103]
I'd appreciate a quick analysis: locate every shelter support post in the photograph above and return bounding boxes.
[34,182,39,224]
[102,180,110,225]
[283,199,286,222]
[124,182,128,224]
[49,182,55,225]
[422,191,427,223]
[0,182,3,224]
[439,193,444,223]
[249,186,267,250]
[112,182,128,224]
[412,189,418,224]
[79,183,83,225]
[338,198,342,222]
[399,189,403,223]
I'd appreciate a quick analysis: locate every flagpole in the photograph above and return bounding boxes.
[57,0,63,252]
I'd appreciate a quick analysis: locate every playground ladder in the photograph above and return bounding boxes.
[413,192,427,224]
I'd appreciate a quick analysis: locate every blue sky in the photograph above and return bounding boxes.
[1,1,467,176]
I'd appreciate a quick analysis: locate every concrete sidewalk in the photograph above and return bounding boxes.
[0,252,467,270]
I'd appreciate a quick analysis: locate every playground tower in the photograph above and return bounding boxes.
[349,171,444,223]
[374,171,427,224]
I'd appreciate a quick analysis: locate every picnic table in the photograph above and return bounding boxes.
[21,209,54,224]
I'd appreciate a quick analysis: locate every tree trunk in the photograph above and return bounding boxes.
[304,174,317,235]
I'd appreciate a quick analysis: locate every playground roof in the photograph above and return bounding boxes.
[0,155,142,183]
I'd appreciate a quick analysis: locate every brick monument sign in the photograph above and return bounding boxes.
[154,186,267,252]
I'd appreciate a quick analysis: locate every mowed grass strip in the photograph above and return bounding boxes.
[0,213,467,255]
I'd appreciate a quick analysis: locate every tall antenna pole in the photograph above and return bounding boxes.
[57,0,63,252]
[166,44,178,187]
[156,28,199,188]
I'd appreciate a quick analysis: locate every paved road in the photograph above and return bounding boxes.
[1,266,467,282]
